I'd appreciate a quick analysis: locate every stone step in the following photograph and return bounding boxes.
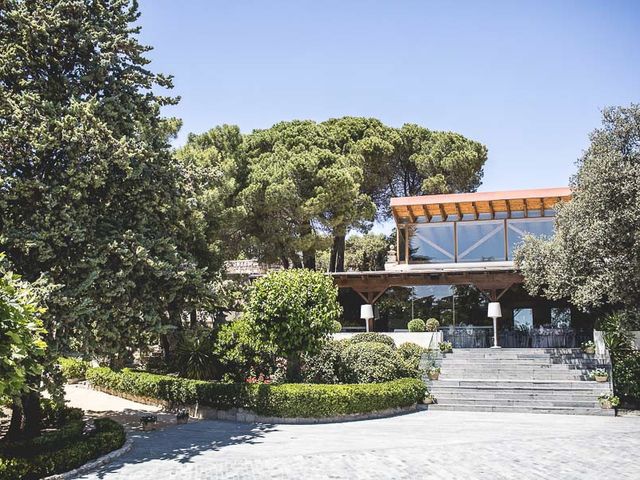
[427,403,615,416]
[428,391,602,402]
[428,372,591,380]
[438,359,606,366]
[425,379,611,389]
[430,397,600,408]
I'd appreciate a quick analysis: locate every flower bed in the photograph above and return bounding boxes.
[86,367,426,419]
[0,418,125,480]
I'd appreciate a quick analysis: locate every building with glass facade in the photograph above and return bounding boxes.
[333,187,596,347]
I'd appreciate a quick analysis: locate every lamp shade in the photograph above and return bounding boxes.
[360,304,374,319]
[487,302,502,318]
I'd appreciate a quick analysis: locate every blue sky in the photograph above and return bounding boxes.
[139,0,639,194]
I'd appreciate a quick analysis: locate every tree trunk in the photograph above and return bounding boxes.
[291,255,303,269]
[330,235,346,272]
[280,256,290,269]
[21,390,42,439]
[5,401,23,441]
[160,333,172,362]
[285,353,302,382]
[302,249,316,270]
[190,310,198,329]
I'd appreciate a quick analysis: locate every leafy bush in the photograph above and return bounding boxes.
[0,418,125,480]
[350,332,396,349]
[247,269,343,381]
[331,320,343,333]
[340,342,411,383]
[397,342,427,372]
[174,328,218,380]
[613,350,640,407]
[302,339,350,384]
[0,420,85,458]
[407,318,425,332]
[425,318,440,332]
[213,317,276,382]
[252,378,426,418]
[85,366,426,419]
[58,357,90,381]
[40,398,83,429]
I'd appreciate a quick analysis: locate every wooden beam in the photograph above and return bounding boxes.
[523,199,528,217]
[505,199,511,218]
[406,205,416,223]
[539,198,544,216]
[438,203,448,221]
[487,201,494,219]
[421,205,431,222]
[471,202,479,220]
[454,202,462,220]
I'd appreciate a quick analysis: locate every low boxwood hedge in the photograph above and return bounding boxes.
[0,418,125,480]
[58,357,91,381]
[86,366,426,418]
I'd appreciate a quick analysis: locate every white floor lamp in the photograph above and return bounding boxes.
[488,302,502,349]
[361,304,374,333]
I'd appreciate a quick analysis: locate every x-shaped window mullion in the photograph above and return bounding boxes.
[414,231,455,260]
[458,224,502,259]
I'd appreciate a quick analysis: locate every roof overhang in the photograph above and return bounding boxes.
[391,187,571,222]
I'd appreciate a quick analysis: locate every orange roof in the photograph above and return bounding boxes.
[391,187,571,221]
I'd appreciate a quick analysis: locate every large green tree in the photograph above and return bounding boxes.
[515,105,640,310]
[0,0,212,361]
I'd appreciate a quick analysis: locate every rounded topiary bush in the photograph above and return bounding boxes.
[350,332,396,348]
[340,342,411,383]
[331,320,343,334]
[302,339,350,384]
[397,342,427,368]
[407,318,426,332]
[425,318,440,332]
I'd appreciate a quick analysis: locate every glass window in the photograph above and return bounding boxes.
[456,220,506,262]
[513,308,534,329]
[398,227,406,262]
[507,218,555,259]
[408,223,455,263]
[551,307,571,328]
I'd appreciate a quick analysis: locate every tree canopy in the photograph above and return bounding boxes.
[0,0,213,360]
[515,105,640,311]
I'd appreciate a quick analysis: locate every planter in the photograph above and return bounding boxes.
[427,371,440,380]
[595,375,608,383]
[67,378,82,385]
[141,422,156,431]
[177,417,189,425]
[423,396,435,405]
[599,400,613,409]
[583,347,595,355]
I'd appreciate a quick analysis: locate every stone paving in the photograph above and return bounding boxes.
[75,407,640,479]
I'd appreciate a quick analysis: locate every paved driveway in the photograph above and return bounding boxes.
[77,409,639,480]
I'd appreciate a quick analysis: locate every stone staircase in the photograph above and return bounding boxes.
[422,348,615,416]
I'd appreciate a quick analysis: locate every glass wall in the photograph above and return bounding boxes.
[408,224,455,263]
[506,218,554,260]
[398,215,555,264]
[456,220,505,262]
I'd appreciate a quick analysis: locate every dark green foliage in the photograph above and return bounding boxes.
[302,340,350,384]
[0,420,84,458]
[251,378,426,418]
[0,418,124,480]
[397,342,428,372]
[407,319,426,332]
[58,358,90,381]
[173,329,218,380]
[350,332,396,349]
[247,269,342,381]
[39,398,83,429]
[340,342,412,383]
[85,365,426,419]
[613,350,640,407]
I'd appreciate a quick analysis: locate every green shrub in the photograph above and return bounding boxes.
[397,342,427,373]
[425,318,440,332]
[331,320,343,333]
[247,269,343,381]
[58,357,90,381]
[613,350,640,407]
[0,420,85,458]
[40,398,83,429]
[251,378,426,417]
[340,342,411,383]
[85,366,426,419]
[350,332,396,348]
[302,339,350,384]
[0,418,125,480]
[174,328,218,380]
[407,318,426,332]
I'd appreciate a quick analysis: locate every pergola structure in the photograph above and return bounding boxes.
[331,264,522,304]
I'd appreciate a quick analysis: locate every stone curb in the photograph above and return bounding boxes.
[43,437,134,480]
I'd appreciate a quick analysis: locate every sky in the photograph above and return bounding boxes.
[137,0,639,195]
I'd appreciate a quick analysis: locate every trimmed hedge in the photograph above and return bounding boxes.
[0,418,125,480]
[340,342,412,383]
[86,366,426,418]
[58,357,90,381]
[350,332,396,348]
